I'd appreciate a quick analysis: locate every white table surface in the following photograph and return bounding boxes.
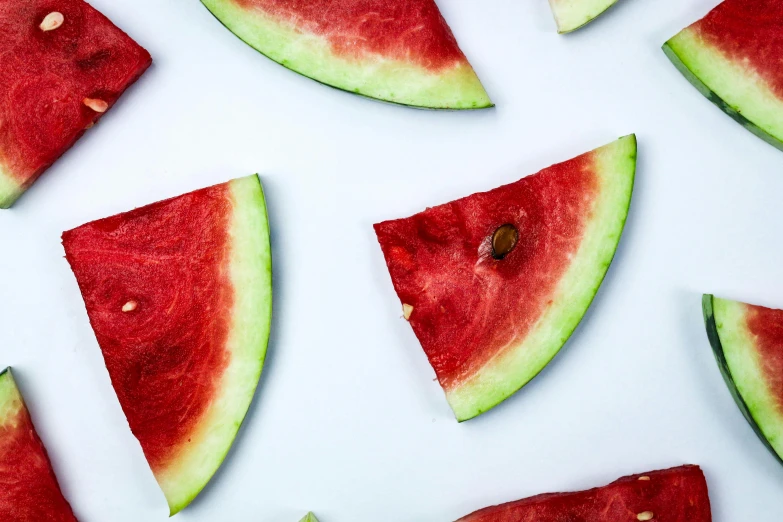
[1,0,782,520]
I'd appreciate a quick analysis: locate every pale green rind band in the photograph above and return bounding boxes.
[704,295,783,464]
[0,368,25,425]
[0,167,25,209]
[548,0,619,33]
[446,135,636,421]
[200,0,492,109]
[299,512,320,522]
[157,174,273,514]
[664,29,783,152]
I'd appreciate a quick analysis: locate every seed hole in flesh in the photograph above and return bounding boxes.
[402,303,414,320]
[83,98,108,113]
[637,512,654,521]
[122,301,137,313]
[491,224,519,260]
[40,12,64,31]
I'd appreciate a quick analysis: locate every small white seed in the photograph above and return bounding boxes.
[83,98,108,113]
[638,476,651,481]
[402,303,414,320]
[122,301,137,313]
[40,12,64,31]
[637,512,654,521]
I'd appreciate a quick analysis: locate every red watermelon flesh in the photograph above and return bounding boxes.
[0,0,151,209]
[374,136,636,421]
[62,175,272,513]
[0,368,78,521]
[457,466,711,522]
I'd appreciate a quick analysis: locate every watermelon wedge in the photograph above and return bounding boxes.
[457,465,711,522]
[0,368,78,521]
[62,175,273,514]
[199,0,492,109]
[548,0,620,33]
[374,135,636,421]
[299,513,319,522]
[0,0,151,209]
[663,0,783,151]
[703,294,783,465]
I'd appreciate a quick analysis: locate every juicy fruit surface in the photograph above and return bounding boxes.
[457,465,711,522]
[374,136,635,419]
[0,369,77,522]
[548,0,620,33]
[744,303,783,409]
[0,0,151,208]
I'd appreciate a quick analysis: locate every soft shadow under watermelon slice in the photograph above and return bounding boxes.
[375,135,636,421]
[703,294,783,466]
[456,465,711,521]
[0,368,78,521]
[199,0,492,109]
[62,175,273,515]
[0,0,151,208]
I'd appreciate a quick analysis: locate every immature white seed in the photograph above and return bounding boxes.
[40,12,64,31]
[637,512,654,521]
[122,301,137,313]
[402,303,414,320]
[638,476,651,481]
[83,98,108,113]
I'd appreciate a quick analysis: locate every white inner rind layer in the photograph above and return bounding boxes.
[0,368,24,427]
[664,28,783,150]
[0,167,24,209]
[155,175,273,515]
[445,135,636,422]
[200,0,492,109]
[548,0,619,33]
[710,296,783,461]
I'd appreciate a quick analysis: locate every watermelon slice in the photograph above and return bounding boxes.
[703,294,783,464]
[457,465,711,521]
[299,513,319,522]
[374,135,636,421]
[0,368,78,521]
[663,0,783,151]
[199,0,492,109]
[62,175,273,514]
[0,0,151,209]
[548,0,620,33]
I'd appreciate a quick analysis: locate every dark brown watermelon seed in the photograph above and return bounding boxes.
[40,12,64,31]
[491,224,518,260]
[83,98,108,113]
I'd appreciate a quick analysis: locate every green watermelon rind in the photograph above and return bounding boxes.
[0,170,24,209]
[199,0,493,110]
[0,367,23,424]
[702,294,783,466]
[156,174,273,514]
[548,0,620,34]
[663,29,783,152]
[299,512,320,522]
[446,135,636,422]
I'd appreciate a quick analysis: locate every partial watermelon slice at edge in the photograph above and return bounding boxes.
[62,175,272,514]
[299,512,320,522]
[200,0,492,109]
[0,368,78,521]
[375,135,636,421]
[702,294,783,465]
[548,0,620,33]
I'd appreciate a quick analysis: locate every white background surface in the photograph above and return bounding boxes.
[1,0,782,520]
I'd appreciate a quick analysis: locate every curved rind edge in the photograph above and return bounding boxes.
[702,294,783,466]
[199,0,492,110]
[159,174,273,514]
[446,135,637,421]
[550,0,620,34]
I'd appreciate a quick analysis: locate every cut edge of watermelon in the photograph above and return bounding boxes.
[445,135,636,421]
[663,28,783,152]
[0,169,25,209]
[155,174,273,514]
[548,0,620,34]
[199,0,493,110]
[702,294,783,465]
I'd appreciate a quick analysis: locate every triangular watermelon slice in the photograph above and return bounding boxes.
[548,0,621,33]
[62,175,273,514]
[703,294,783,465]
[456,465,711,521]
[374,135,636,421]
[663,0,783,151]
[200,0,492,109]
[0,0,151,208]
[0,368,78,521]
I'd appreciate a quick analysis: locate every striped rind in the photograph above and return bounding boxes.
[548,0,620,33]
[200,0,492,109]
[702,294,783,465]
[156,175,273,514]
[446,135,636,421]
[664,28,783,151]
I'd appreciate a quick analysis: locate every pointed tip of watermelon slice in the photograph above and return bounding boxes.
[299,512,320,522]
[549,0,621,34]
